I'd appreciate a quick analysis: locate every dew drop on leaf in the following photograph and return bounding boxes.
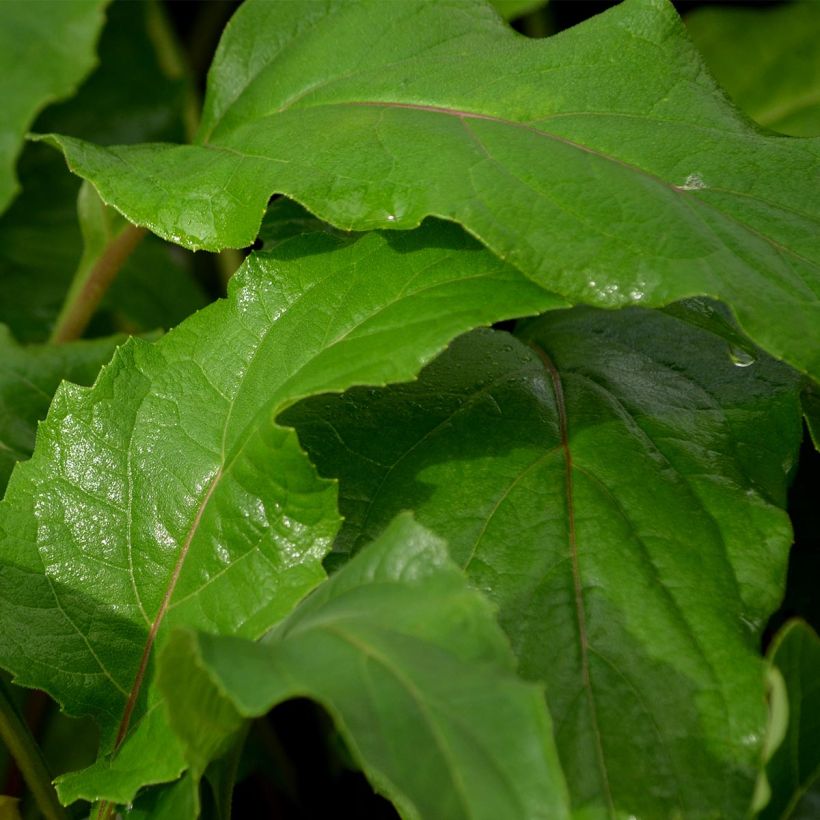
[728,345,756,367]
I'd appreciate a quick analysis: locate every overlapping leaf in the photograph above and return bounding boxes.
[762,621,820,820]
[490,0,547,21]
[0,0,106,214]
[159,514,571,820]
[0,223,561,806]
[0,0,204,342]
[686,3,820,137]
[39,0,820,378]
[282,310,803,817]
[0,326,125,495]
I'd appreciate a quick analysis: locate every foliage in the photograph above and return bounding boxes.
[0,1,817,819]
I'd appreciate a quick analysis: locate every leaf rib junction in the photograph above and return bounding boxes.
[114,466,224,749]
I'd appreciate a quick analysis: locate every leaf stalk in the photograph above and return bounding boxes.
[0,679,67,820]
[49,223,146,344]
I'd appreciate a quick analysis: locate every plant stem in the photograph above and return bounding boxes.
[49,224,146,344]
[0,680,67,820]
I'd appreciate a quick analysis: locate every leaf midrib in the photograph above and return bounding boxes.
[113,248,519,749]
[205,97,820,288]
[529,343,615,817]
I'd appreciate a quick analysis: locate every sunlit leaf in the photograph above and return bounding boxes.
[283,310,803,817]
[0,223,561,806]
[0,325,125,495]
[159,515,572,820]
[38,0,820,379]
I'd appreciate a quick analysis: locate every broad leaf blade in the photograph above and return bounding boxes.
[762,621,820,820]
[159,515,572,820]
[0,0,106,214]
[40,0,820,378]
[282,312,802,817]
[686,3,820,137]
[0,325,125,495]
[0,223,560,805]
[490,0,547,21]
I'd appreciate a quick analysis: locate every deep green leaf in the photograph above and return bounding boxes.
[489,0,547,22]
[0,0,106,215]
[761,621,820,820]
[39,0,820,378]
[126,774,199,820]
[0,325,125,496]
[159,514,572,820]
[259,198,356,251]
[660,297,759,362]
[0,0,204,342]
[282,311,803,817]
[0,223,561,806]
[686,3,820,137]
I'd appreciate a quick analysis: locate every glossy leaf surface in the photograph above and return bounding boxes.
[283,311,803,817]
[762,621,820,820]
[40,0,820,379]
[159,515,571,820]
[0,326,124,495]
[686,3,820,137]
[0,0,106,214]
[0,223,560,805]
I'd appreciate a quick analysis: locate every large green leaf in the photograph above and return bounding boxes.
[686,3,820,137]
[282,311,803,817]
[761,621,820,820]
[490,0,547,21]
[0,223,561,806]
[0,0,106,215]
[0,325,125,496]
[0,0,204,343]
[159,514,571,820]
[39,0,820,378]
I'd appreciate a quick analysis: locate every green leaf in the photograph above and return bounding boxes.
[38,0,820,379]
[0,325,125,496]
[282,310,803,817]
[0,0,106,215]
[686,2,820,137]
[0,223,561,806]
[0,0,204,342]
[660,297,760,363]
[126,775,199,820]
[159,514,572,820]
[259,198,356,251]
[489,0,547,22]
[761,621,820,820]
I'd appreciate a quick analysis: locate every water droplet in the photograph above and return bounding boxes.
[729,346,756,367]
[677,173,707,191]
[386,213,396,222]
